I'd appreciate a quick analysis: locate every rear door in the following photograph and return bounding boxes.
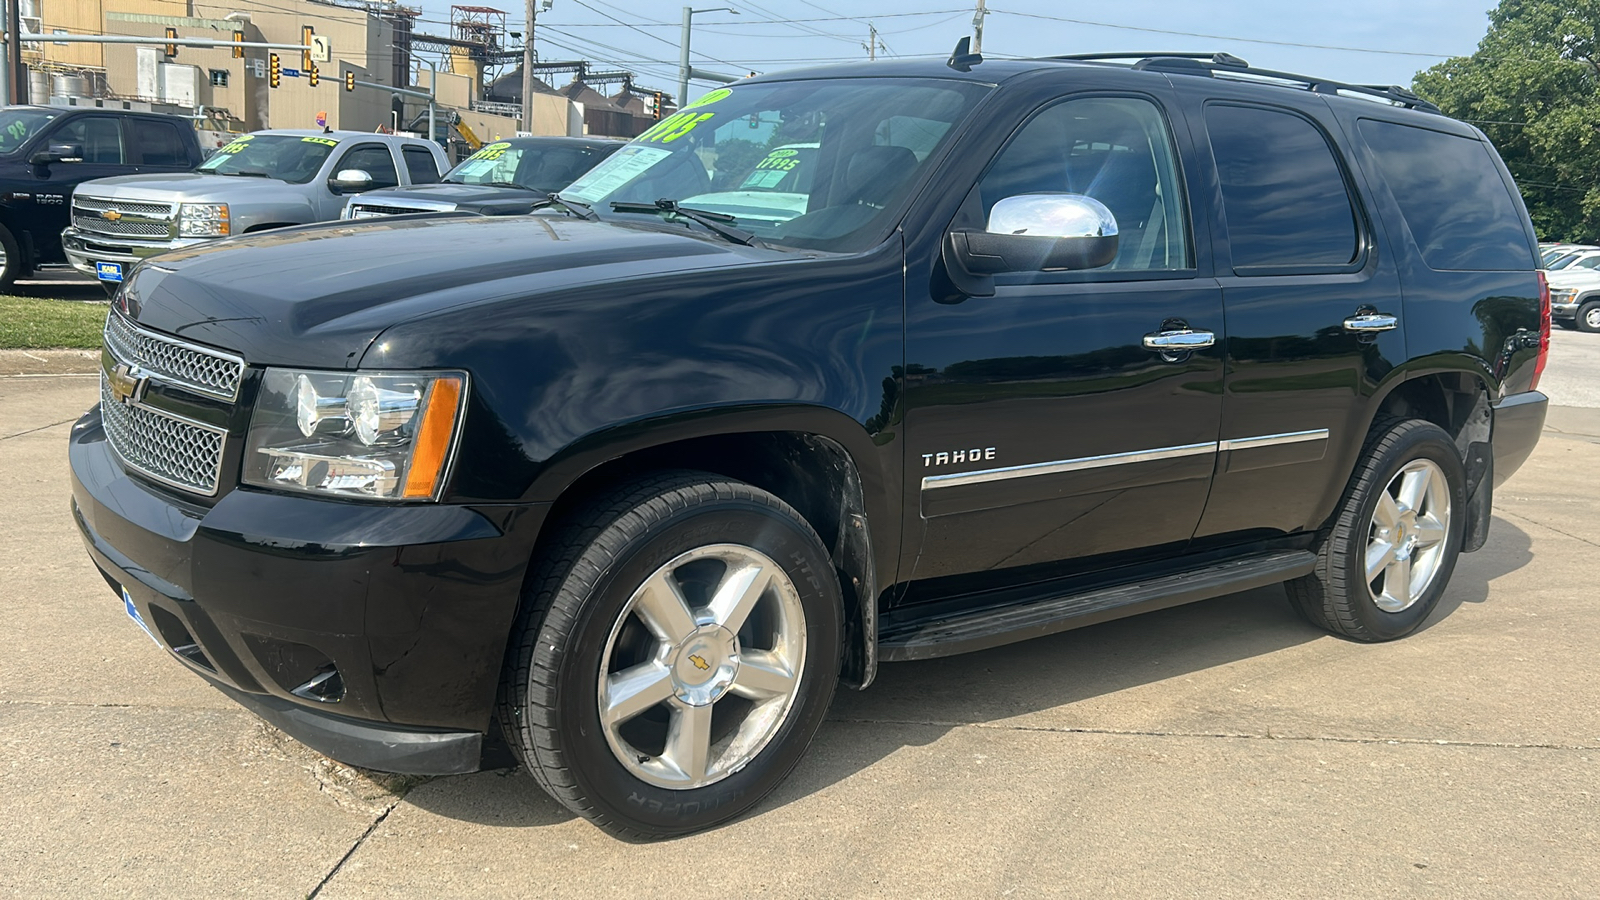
[1173,80,1407,544]
[127,118,193,174]
[901,85,1226,589]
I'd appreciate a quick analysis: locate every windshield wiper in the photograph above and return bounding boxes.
[536,192,597,220]
[484,180,535,191]
[218,169,272,178]
[609,199,765,248]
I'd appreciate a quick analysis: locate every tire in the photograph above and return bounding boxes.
[1287,419,1466,642]
[498,471,842,839]
[1577,300,1600,333]
[0,223,22,291]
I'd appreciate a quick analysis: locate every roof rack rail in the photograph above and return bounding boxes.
[1046,52,1442,114]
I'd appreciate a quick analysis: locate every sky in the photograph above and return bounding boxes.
[405,0,1498,103]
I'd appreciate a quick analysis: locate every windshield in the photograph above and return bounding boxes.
[0,109,59,155]
[446,141,612,193]
[196,134,339,183]
[559,78,990,251]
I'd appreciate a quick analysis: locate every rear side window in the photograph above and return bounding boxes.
[402,145,440,184]
[1205,104,1358,271]
[129,119,188,166]
[1357,120,1532,271]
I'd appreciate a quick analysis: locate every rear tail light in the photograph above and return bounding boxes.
[1532,270,1551,391]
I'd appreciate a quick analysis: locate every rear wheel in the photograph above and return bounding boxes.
[1577,300,1600,333]
[498,472,841,839]
[1288,419,1466,641]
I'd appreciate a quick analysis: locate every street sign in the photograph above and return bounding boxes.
[283,67,301,77]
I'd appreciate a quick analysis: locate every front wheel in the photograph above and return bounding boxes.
[0,224,23,290]
[1577,300,1600,333]
[1287,419,1466,641]
[499,472,841,839]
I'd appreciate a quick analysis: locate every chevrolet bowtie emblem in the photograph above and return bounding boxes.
[107,362,146,405]
[100,209,123,222]
[688,654,710,671]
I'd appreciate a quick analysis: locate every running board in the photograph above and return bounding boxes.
[879,550,1316,661]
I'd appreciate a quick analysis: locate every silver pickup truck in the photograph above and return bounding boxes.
[62,130,448,288]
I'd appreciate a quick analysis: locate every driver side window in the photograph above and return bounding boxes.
[979,96,1189,271]
[335,145,399,190]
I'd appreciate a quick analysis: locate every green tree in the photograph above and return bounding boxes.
[1413,1,1600,241]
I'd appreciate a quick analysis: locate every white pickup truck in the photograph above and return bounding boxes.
[61,130,447,290]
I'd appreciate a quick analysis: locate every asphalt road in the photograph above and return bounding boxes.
[1,337,1596,897]
[7,266,110,303]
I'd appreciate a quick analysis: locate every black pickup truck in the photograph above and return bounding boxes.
[70,51,1549,840]
[0,106,202,287]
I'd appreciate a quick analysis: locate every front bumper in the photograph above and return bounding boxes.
[1491,390,1547,486]
[60,228,211,277]
[1551,300,1578,321]
[69,404,548,774]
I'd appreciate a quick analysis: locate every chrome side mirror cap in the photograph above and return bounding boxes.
[943,194,1120,298]
[331,169,374,193]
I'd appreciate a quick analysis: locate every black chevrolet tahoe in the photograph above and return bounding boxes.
[69,51,1551,839]
[0,105,202,287]
[342,136,623,220]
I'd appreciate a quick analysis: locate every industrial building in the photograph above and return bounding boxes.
[10,0,671,153]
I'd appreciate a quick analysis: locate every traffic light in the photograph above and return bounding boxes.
[164,27,178,58]
[232,30,245,59]
[344,71,355,92]
[302,26,314,71]
[653,91,664,120]
[268,53,281,89]
[308,63,319,87]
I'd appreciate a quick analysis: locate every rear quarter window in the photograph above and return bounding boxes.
[1356,120,1532,271]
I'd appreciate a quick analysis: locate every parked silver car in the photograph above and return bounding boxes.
[62,130,448,287]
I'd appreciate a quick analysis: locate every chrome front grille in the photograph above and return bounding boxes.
[103,313,244,401]
[72,195,175,239]
[349,203,436,218]
[99,374,226,495]
[71,215,170,238]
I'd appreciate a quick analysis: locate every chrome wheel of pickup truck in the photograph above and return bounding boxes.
[0,224,20,290]
[498,471,840,839]
[1579,300,1600,333]
[598,544,807,790]
[1366,459,1451,613]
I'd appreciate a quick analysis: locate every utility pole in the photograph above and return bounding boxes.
[972,0,988,55]
[0,0,12,105]
[679,6,692,115]
[864,23,880,61]
[522,0,538,133]
[4,0,20,104]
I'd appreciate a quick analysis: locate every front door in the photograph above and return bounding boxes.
[31,115,134,255]
[901,90,1224,592]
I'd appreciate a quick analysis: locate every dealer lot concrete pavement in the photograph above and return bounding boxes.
[1,332,1596,898]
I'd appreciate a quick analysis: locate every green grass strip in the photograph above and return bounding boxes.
[0,296,107,349]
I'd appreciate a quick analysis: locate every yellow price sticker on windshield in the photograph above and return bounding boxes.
[301,136,339,147]
[684,88,732,110]
[218,141,250,154]
[470,141,513,161]
[637,112,715,144]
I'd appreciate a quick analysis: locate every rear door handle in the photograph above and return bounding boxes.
[1343,313,1398,333]
[1143,329,1216,351]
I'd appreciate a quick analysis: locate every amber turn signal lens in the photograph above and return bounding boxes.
[402,376,464,499]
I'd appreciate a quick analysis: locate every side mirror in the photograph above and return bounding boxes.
[330,169,374,194]
[30,142,85,166]
[943,194,1120,297]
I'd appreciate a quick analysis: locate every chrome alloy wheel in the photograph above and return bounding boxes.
[1586,305,1600,330]
[1366,459,1452,613]
[597,544,807,790]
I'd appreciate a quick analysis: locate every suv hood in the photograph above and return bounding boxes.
[74,172,299,203]
[121,214,784,368]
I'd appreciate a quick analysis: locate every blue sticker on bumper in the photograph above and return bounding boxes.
[96,262,124,282]
[121,587,161,647]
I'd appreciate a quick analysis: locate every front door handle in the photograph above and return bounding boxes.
[1143,329,1216,351]
[1343,312,1398,333]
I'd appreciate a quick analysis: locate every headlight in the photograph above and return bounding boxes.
[178,203,230,237]
[1551,288,1578,301]
[244,368,467,501]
